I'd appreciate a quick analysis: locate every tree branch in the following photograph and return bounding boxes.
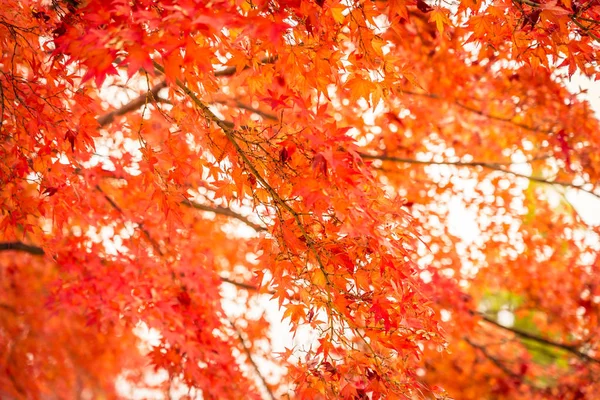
[212,93,599,201]
[400,89,552,134]
[95,56,276,129]
[362,153,600,200]
[480,314,600,365]
[181,199,267,232]
[213,99,279,122]
[219,97,600,201]
[0,242,44,255]
[213,56,277,78]
[225,89,598,200]
[97,81,167,128]
[0,303,17,314]
[220,277,276,295]
[228,319,276,400]
[463,337,523,382]
[2,239,598,365]
[0,240,273,294]
[153,60,339,294]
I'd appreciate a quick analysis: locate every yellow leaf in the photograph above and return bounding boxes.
[283,304,306,323]
[346,76,376,103]
[429,8,450,35]
[312,269,327,287]
[371,82,384,107]
[371,37,386,57]
[331,5,346,24]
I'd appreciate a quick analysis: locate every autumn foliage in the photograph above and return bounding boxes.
[1,0,600,398]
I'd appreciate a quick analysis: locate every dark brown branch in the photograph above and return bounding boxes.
[233,100,278,121]
[96,184,125,213]
[225,87,597,200]
[224,93,597,200]
[480,314,600,365]
[0,241,44,255]
[570,16,600,42]
[84,165,264,232]
[220,277,261,291]
[362,153,600,200]
[0,303,17,314]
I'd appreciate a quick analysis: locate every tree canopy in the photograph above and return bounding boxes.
[1,0,600,398]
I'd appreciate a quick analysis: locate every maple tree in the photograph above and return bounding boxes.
[1,0,600,398]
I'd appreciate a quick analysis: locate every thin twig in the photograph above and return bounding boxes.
[0,241,274,294]
[463,337,523,381]
[95,184,164,256]
[220,277,276,295]
[97,81,167,127]
[400,89,552,134]
[229,319,276,400]
[95,57,277,129]
[362,153,600,200]
[182,200,266,232]
[213,99,279,122]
